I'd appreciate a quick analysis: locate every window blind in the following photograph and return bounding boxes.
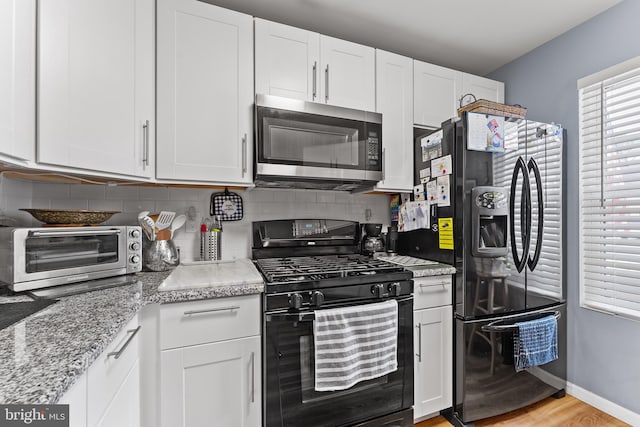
[492,121,563,299]
[579,58,640,320]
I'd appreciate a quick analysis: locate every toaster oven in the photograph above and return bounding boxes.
[0,226,142,292]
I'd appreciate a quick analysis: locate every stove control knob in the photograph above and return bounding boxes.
[311,291,325,307]
[371,284,387,299]
[388,282,402,297]
[289,293,303,310]
[130,229,141,238]
[130,242,141,251]
[130,255,140,264]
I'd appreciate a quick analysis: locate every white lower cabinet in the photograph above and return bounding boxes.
[58,372,87,427]
[160,336,261,427]
[156,294,262,427]
[59,315,141,427]
[413,276,453,421]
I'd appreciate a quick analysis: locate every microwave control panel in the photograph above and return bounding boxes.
[367,131,380,165]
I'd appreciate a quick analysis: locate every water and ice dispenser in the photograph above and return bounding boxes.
[471,186,509,257]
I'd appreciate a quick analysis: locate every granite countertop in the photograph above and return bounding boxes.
[376,254,457,277]
[0,259,264,405]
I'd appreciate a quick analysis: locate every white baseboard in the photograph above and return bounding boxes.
[567,382,640,426]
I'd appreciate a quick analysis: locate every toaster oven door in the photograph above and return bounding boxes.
[11,228,128,291]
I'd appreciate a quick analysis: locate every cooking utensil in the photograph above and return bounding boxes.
[20,209,120,225]
[155,211,175,230]
[210,188,243,221]
[137,211,150,221]
[139,215,156,241]
[170,214,186,238]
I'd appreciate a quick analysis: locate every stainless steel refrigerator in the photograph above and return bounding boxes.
[400,112,567,425]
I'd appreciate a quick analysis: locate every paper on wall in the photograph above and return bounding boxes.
[398,201,430,232]
[431,154,452,177]
[413,184,426,201]
[436,175,451,207]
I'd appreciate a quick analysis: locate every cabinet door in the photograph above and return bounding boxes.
[255,19,320,102]
[38,0,154,178]
[59,373,87,427]
[0,0,35,162]
[320,35,375,111]
[95,361,141,427]
[414,305,452,420]
[161,336,261,427]
[157,0,253,183]
[414,61,461,128]
[461,73,505,104]
[374,50,414,192]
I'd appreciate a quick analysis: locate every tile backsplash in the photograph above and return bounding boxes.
[3,178,392,261]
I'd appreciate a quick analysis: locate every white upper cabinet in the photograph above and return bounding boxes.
[0,0,35,162]
[157,0,253,184]
[255,20,375,111]
[374,50,414,192]
[414,60,462,128]
[255,18,320,102]
[320,35,375,111]
[460,72,505,104]
[38,0,154,178]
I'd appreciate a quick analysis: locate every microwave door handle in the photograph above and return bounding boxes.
[30,229,123,238]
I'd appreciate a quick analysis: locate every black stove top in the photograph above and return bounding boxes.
[255,254,405,284]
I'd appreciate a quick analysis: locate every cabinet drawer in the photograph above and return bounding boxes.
[414,276,452,310]
[88,315,140,426]
[159,294,260,350]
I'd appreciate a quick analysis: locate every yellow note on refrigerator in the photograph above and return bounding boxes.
[438,217,454,250]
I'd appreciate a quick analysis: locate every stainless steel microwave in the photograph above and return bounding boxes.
[255,94,383,191]
[0,226,142,292]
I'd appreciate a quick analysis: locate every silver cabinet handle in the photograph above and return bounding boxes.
[183,306,240,316]
[250,351,255,403]
[381,147,386,182]
[312,61,317,100]
[142,120,150,166]
[242,133,248,176]
[325,65,329,102]
[415,323,422,362]
[419,281,449,289]
[107,326,141,360]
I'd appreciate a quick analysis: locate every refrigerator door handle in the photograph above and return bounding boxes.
[510,156,530,273]
[527,157,544,271]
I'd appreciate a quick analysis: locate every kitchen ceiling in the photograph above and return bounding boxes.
[202,0,622,75]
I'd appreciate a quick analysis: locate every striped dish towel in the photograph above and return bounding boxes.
[514,315,558,372]
[313,300,398,392]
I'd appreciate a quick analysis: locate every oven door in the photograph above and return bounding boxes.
[264,296,413,427]
[11,227,128,291]
[256,95,382,182]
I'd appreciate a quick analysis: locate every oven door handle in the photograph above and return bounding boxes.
[265,296,413,322]
[30,229,122,238]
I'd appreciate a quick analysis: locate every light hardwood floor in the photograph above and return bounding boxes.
[415,395,630,427]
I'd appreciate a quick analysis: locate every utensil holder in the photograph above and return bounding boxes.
[201,230,222,261]
[143,239,180,271]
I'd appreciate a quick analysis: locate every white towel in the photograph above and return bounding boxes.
[313,300,398,392]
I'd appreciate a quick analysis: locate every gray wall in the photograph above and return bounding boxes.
[488,0,640,414]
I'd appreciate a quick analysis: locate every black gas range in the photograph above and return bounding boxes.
[252,219,414,427]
